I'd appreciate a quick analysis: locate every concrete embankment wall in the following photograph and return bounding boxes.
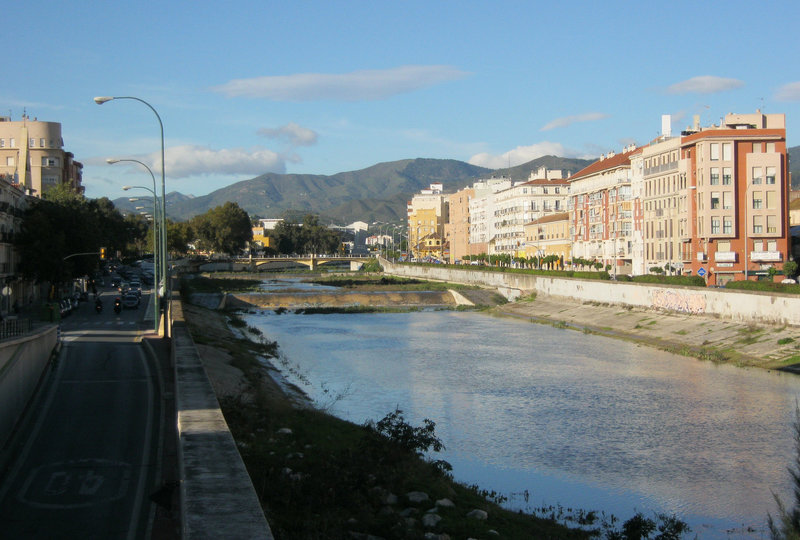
[171,300,273,539]
[0,325,57,450]
[382,259,800,327]
[226,290,455,309]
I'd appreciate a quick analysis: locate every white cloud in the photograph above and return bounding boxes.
[468,142,579,169]
[258,122,318,146]
[212,65,470,101]
[666,76,744,95]
[113,145,286,178]
[775,81,800,102]
[540,112,610,131]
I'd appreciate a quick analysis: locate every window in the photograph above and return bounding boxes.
[752,192,763,209]
[722,143,732,161]
[29,138,35,147]
[40,138,45,147]
[718,240,731,251]
[5,157,13,166]
[710,143,720,160]
[752,167,762,184]
[0,139,4,148]
[767,216,777,234]
[766,167,776,184]
[767,191,777,209]
[753,143,762,153]
[9,138,14,147]
[767,142,776,153]
[711,217,720,234]
[723,217,732,235]
[710,168,719,185]
[768,240,777,251]
[722,168,732,185]
[753,216,763,234]
[723,192,732,210]
[711,192,721,209]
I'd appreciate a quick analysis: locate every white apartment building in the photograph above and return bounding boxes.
[0,115,82,197]
[469,177,511,250]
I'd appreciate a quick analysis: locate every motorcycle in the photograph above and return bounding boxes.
[114,298,122,314]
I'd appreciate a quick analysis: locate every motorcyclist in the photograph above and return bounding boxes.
[114,297,122,314]
[95,297,103,313]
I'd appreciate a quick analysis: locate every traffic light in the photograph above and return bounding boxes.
[100,247,106,260]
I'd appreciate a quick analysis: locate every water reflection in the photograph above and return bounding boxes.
[244,309,800,537]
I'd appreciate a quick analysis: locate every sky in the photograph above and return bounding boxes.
[5,1,800,202]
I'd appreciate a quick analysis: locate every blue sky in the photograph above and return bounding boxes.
[5,1,800,201]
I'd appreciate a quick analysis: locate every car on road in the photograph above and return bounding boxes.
[122,293,140,309]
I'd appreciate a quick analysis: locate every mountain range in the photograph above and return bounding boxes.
[113,155,592,225]
[114,146,800,226]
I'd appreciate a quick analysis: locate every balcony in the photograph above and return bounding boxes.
[714,251,737,263]
[750,251,782,262]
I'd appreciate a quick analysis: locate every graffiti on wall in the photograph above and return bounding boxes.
[650,289,706,314]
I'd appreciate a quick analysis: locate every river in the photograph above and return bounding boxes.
[242,280,800,538]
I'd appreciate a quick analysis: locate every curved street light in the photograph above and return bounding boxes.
[119,181,160,334]
[95,95,169,334]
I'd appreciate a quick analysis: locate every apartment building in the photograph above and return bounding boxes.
[445,187,474,264]
[682,111,789,285]
[0,115,83,197]
[640,124,685,275]
[524,212,570,266]
[569,147,640,275]
[468,177,511,255]
[407,183,448,259]
[489,168,570,257]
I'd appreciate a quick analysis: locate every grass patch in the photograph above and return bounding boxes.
[778,337,795,346]
[674,330,688,335]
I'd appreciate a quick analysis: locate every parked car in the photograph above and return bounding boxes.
[122,293,140,309]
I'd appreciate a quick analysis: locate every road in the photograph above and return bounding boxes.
[0,289,167,539]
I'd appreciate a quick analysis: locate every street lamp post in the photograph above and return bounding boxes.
[120,184,160,334]
[94,96,169,332]
[107,159,161,328]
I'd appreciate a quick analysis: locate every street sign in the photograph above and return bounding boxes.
[697,268,707,277]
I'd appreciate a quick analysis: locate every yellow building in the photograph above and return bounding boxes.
[0,115,82,197]
[524,212,571,266]
[407,183,447,259]
[251,226,272,250]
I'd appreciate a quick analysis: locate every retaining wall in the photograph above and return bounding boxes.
[382,259,800,327]
[171,300,273,539]
[0,325,58,449]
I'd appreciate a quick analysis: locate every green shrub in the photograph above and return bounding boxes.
[726,280,800,295]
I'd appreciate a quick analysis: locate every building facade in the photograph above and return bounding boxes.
[407,183,448,260]
[524,211,571,267]
[445,187,474,264]
[683,111,789,285]
[569,148,639,275]
[0,115,82,197]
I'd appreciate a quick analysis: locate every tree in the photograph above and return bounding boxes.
[190,202,252,255]
[784,260,798,279]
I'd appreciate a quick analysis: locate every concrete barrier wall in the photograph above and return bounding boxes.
[0,325,58,449]
[382,259,800,327]
[170,299,273,539]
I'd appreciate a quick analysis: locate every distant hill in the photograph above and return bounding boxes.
[113,155,594,225]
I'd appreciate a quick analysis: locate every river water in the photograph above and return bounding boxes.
[242,281,800,538]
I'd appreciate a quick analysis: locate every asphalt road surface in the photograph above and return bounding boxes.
[0,290,166,539]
